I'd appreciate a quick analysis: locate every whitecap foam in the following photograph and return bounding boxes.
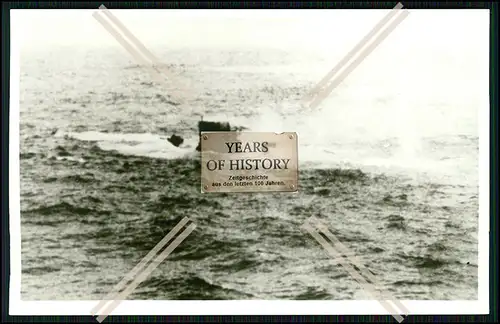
[66,131,198,160]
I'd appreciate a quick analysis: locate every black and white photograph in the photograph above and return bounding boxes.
[10,7,489,316]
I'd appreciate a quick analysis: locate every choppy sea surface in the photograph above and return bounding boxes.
[19,46,479,300]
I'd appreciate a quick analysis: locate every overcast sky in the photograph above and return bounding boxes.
[12,9,489,52]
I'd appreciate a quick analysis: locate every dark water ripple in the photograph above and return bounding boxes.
[19,137,479,300]
[18,49,479,300]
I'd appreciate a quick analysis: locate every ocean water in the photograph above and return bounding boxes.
[19,44,480,301]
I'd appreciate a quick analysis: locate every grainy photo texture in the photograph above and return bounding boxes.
[15,8,487,308]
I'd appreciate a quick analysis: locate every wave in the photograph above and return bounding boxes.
[62,130,198,160]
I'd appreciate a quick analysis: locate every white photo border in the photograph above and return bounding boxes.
[8,8,490,316]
